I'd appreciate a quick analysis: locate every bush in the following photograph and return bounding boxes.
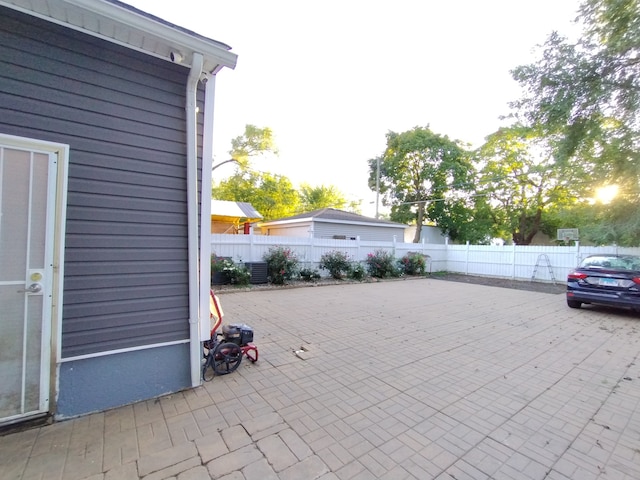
[211,255,251,286]
[347,262,367,281]
[365,250,401,278]
[211,254,230,284]
[263,246,299,285]
[319,250,352,279]
[400,252,427,275]
[299,267,321,282]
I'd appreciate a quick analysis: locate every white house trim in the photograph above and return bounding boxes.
[0,0,238,73]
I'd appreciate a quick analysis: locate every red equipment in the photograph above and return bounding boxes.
[202,289,258,380]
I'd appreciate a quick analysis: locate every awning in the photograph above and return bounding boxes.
[211,200,263,224]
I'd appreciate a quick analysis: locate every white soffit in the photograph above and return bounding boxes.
[0,0,238,73]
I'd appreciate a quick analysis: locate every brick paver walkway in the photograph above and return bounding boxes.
[2,278,639,479]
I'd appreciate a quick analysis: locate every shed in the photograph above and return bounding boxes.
[0,0,236,423]
[211,200,263,233]
[259,208,407,241]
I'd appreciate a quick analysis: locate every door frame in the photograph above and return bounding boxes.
[0,133,68,422]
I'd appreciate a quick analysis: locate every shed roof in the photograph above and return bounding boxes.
[211,200,263,223]
[0,0,237,74]
[260,208,406,229]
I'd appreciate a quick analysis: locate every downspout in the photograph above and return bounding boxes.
[187,52,204,387]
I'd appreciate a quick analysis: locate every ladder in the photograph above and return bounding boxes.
[531,254,556,285]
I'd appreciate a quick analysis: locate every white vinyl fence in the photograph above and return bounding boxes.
[211,234,640,284]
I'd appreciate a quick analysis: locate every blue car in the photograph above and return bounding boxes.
[567,254,640,312]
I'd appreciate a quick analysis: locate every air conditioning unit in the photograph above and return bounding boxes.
[245,262,268,284]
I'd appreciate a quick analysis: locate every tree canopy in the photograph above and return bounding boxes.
[212,125,359,221]
[511,0,639,172]
[509,0,640,245]
[474,125,582,244]
[213,170,300,220]
[220,124,278,171]
[368,126,477,243]
[298,184,360,213]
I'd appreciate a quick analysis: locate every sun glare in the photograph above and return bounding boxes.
[595,185,618,204]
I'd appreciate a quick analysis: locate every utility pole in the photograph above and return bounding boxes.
[375,156,380,219]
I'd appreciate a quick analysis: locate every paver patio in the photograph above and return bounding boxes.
[1,278,639,479]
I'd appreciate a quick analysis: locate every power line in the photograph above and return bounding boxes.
[398,193,489,206]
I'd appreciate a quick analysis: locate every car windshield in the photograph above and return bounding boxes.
[580,255,640,271]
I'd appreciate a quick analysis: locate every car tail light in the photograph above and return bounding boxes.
[633,277,640,284]
[568,272,588,280]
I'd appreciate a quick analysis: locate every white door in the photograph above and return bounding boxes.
[0,143,56,424]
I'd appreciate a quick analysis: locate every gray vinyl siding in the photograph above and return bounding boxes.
[261,221,406,241]
[263,222,313,237]
[313,222,405,242]
[0,8,202,357]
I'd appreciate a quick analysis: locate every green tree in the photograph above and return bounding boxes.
[475,125,582,245]
[509,0,640,244]
[432,195,496,245]
[511,0,639,169]
[583,199,640,246]
[212,124,278,172]
[548,196,640,246]
[213,170,300,220]
[298,184,360,213]
[213,125,358,221]
[368,126,476,243]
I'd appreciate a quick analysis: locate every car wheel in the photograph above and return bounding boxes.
[567,299,582,309]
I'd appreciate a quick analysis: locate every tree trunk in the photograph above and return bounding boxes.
[413,205,425,243]
[512,210,543,245]
[523,210,543,245]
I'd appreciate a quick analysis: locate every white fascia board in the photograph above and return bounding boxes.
[1,0,237,72]
[259,217,314,227]
[65,0,238,70]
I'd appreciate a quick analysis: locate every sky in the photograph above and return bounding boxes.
[124,0,583,217]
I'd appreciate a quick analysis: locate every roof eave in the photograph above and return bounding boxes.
[1,0,237,73]
[259,217,314,227]
[72,0,238,71]
[260,217,406,229]
[313,218,407,229]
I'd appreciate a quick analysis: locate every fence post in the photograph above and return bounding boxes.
[465,241,470,275]
[211,233,626,281]
[444,236,449,272]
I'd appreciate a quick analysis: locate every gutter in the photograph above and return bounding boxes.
[186,52,204,387]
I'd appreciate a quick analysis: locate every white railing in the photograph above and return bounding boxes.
[211,234,640,284]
